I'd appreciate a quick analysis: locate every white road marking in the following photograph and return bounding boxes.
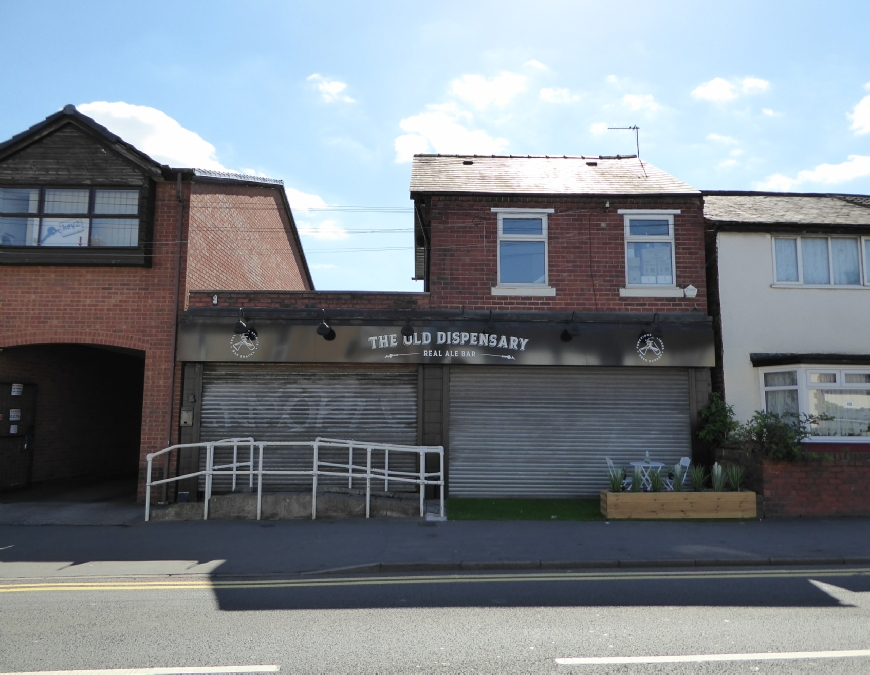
[556,649,870,665]
[0,667,279,675]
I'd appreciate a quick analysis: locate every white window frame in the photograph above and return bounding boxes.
[759,366,870,443]
[619,210,683,298]
[771,235,868,288]
[491,208,555,296]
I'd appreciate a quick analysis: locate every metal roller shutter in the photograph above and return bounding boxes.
[449,366,691,497]
[199,365,418,493]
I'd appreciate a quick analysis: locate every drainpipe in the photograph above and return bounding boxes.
[161,173,184,503]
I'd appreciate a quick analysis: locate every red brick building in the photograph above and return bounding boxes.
[0,106,311,497]
[177,155,714,499]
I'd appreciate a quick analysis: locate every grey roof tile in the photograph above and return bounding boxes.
[704,193,870,226]
[410,154,698,195]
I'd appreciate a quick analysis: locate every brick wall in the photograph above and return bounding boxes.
[0,181,190,500]
[189,290,432,310]
[762,456,870,517]
[187,183,309,298]
[423,194,708,313]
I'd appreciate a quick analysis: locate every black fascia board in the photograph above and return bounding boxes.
[709,221,870,235]
[750,353,870,367]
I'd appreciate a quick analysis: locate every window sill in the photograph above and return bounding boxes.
[0,246,150,267]
[770,284,869,290]
[491,285,556,297]
[619,287,685,298]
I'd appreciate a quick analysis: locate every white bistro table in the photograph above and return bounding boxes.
[629,461,665,490]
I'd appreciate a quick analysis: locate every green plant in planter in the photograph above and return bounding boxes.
[710,462,727,492]
[690,465,707,492]
[649,468,664,492]
[699,393,740,448]
[631,466,643,492]
[738,410,829,462]
[607,468,625,493]
[672,463,684,492]
[725,464,744,491]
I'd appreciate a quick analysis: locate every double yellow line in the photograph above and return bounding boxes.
[2,566,869,594]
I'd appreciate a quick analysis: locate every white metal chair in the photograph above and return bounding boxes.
[663,456,691,490]
[606,457,633,490]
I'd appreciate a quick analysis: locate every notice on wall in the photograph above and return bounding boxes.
[11,383,23,396]
[9,425,18,434]
[9,409,21,421]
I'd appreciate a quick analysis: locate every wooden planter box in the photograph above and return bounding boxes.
[600,490,757,519]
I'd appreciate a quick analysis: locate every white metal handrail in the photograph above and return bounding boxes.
[145,437,445,522]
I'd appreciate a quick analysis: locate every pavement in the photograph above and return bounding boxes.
[1,492,870,579]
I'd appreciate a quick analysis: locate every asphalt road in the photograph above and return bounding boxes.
[2,566,870,674]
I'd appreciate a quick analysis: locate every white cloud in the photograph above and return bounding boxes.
[730,149,744,157]
[691,78,737,102]
[589,122,608,135]
[77,101,228,170]
[284,187,328,212]
[762,108,781,117]
[394,133,432,162]
[524,59,548,70]
[451,72,527,110]
[394,104,508,162]
[741,77,770,94]
[756,155,870,191]
[692,77,770,102]
[307,74,355,103]
[718,159,738,168]
[540,87,578,103]
[297,219,348,240]
[706,133,739,144]
[849,85,870,135]
[622,94,660,112]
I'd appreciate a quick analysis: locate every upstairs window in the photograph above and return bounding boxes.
[0,187,140,248]
[624,215,675,287]
[490,208,556,295]
[773,236,866,286]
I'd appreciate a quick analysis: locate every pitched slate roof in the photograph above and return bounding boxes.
[410,154,699,195]
[704,192,870,226]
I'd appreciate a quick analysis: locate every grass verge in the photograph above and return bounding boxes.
[446,497,604,521]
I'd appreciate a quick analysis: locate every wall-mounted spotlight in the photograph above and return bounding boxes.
[560,312,581,342]
[401,318,414,338]
[484,310,495,335]
[316,310,336,341]
[233,308,248,334]
[639,312,663,340]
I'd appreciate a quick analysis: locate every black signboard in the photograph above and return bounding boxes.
[177,320,714,368]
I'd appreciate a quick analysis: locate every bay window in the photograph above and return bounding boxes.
[760,367,870,441]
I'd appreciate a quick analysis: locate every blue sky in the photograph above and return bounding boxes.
[2,1,870,291]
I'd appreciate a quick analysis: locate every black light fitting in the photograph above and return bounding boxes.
[316,310,336,341]
[639,312,663,340]
[560,313,581,342]
[401,318,414,338]
[233,308,247,334]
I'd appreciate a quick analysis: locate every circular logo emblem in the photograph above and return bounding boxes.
[636,334,664,362]
[230,328,259,359]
